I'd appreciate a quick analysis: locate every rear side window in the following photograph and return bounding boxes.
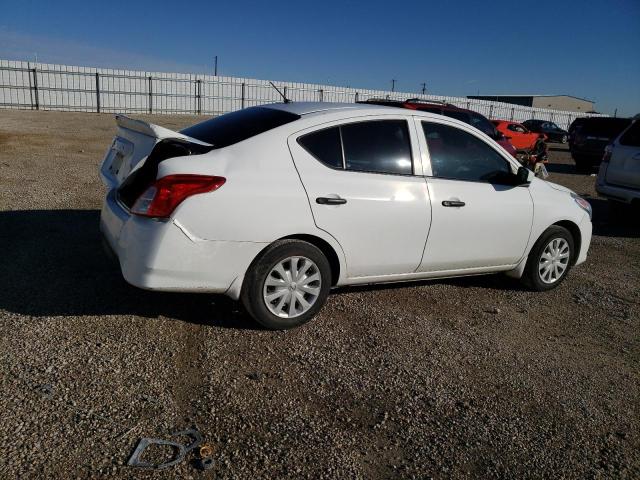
[180,106,300,147]
[341,120,413,175]
[619,121,640,147]
[422,122,511,183]
[298,120,413,175]
[298,127,343,168]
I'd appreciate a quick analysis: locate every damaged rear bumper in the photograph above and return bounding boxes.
[100,189,266,297]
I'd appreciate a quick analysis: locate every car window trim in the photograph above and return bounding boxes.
[296,118,416,177]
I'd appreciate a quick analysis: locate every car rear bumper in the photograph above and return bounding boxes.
[100,189,267,296]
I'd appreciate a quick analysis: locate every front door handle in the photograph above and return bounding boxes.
[316,197,347,205]
[442,200,465,207]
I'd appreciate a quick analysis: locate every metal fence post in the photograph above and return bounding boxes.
[355,92,359,103]
[196,79,202,115]
[510,107,514,121]
[148,76,153,114]
[466,101,470,109]
[319,89,323,102]
[95,72,101,113]
[241,82,245,109]
[32,68,40,110]
[489,104,494,119]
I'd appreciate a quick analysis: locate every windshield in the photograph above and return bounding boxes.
[181,106,301,147]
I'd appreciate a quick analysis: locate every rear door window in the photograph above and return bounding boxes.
[298,127,343,169]
[181,106,300,147]
[341,120,413,175]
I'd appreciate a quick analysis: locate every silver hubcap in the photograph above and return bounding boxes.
[538,238,570,284]
[263,256,321,318]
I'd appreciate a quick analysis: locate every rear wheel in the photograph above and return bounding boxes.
[521,226,574,291]
[241,240,332,329]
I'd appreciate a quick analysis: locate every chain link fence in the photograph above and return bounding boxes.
[0,59,605,129]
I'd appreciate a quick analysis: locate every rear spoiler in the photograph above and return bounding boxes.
[115,115,212,146]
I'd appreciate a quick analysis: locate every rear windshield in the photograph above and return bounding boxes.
[180,106,300,147]
[580,118,632,136]
[619,121,640,147]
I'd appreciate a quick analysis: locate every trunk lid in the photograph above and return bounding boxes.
[100,115,212,188]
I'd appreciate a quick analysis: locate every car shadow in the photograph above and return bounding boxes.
[0,209,260,329]
[546,162,580,175]
[586,197,640,238]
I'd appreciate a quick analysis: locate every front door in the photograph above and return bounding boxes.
[288,117,431,278]
[416,119,534,272]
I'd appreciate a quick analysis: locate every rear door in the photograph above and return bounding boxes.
[415,119,533,272]
[606,121,640,189]
[288,116,431,278]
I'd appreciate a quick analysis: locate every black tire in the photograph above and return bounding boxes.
[241,239,332,330]
[521,226,574,291]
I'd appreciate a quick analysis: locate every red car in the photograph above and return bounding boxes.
[492,120,546,153]
[360,98,518,157]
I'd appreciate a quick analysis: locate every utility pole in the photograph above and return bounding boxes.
[391,79,396,92]
[421,82,426,95]
[214,56,218,76]
[613,108,617,118]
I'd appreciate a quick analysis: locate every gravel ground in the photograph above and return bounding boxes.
[0,109,638,479]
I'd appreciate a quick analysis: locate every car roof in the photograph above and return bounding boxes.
[264,101,387,116]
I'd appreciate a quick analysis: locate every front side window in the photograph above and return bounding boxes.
[341,120,413,175]
[442,109,470,124]
[422,122,512,183]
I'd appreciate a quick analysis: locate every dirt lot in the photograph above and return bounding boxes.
[0,109,638,479]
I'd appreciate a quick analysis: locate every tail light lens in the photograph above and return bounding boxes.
[131,174,226,218]
[602,144,613,164]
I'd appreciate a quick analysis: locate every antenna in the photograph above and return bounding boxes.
[269,81,290,103]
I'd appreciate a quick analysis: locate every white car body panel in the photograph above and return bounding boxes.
[99,102,592,300]
[288,114,431,277]
[596,120,640,203]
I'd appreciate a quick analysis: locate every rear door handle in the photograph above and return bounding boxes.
[442,200,465,207]
[316,197,347,205]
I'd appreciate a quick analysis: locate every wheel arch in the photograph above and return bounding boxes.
[552,220,581,265]
[279,234,342,286]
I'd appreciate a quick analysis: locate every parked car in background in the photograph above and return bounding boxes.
[569,117,633,171]
[360,98,518,157]
[492,120,546,152]
[523,119,569,143]
[596,119,640,209]
[99,102,592,329]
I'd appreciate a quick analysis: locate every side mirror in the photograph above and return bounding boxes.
[516,166,531,184]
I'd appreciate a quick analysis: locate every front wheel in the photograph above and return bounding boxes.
[241,240,332,329]
[521,226,574,291]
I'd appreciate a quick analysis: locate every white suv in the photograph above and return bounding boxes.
[596,119,640,207]
[100,103,592,329]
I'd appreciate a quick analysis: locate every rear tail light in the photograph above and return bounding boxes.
[131,174,226,218]
[602,144,613,164]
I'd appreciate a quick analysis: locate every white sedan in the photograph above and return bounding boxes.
[100,102,592,329]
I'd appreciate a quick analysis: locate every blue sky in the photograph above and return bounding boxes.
[1,0,639,115]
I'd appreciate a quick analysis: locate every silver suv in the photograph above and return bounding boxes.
[596,120,640,207]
